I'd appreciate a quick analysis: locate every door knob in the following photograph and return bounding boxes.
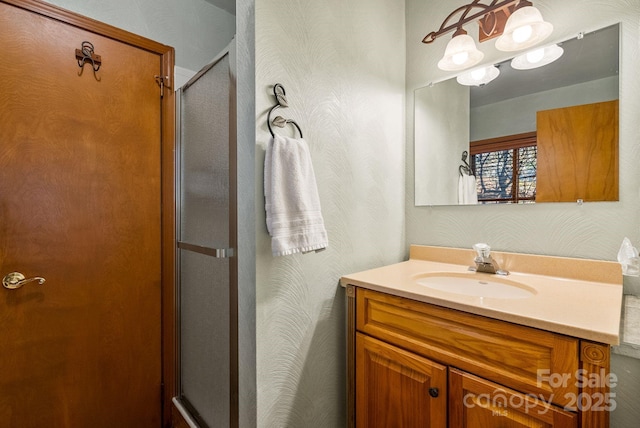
[2,272,46,290]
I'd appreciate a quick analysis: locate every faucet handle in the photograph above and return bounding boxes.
[473,243,491,259]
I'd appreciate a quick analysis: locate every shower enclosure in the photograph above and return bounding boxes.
[174,40,238,428]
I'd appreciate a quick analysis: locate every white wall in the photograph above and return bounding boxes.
[255,0,405,425]
[414,79,469,205]
[406,1,640,426]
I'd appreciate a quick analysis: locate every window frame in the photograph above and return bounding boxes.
[470,131,537,204]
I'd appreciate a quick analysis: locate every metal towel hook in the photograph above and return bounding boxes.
[76,41,102,81]
[459,150,473,176]
[267,83,303,138]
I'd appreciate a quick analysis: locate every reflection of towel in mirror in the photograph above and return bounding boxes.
[458,173,478,205]
[264,134,328,256]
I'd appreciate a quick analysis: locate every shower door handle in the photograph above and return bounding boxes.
[3,272,46,290]
[211,248,234,258]
[177,242,235,258]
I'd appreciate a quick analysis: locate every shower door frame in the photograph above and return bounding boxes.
[173,41,238,428]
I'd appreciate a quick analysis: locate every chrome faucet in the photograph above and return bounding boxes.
[470,243,508,275]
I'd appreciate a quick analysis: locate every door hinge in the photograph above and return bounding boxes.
[155,75,170,98]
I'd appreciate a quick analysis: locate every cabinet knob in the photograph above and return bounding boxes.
[429,387,439,398]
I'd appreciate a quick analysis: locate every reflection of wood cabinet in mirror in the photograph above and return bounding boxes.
[537,100,619,202]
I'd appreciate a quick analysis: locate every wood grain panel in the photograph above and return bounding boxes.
[356,289,579,407]
[579,341,611,428]
[449,368,577,427]
[356,333,447,428]
[0,1,175,426]
[347,285,356,428]
[171,408,193,428]
[537,100,618,202]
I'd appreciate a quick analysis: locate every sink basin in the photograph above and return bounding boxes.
[415,272,536,299]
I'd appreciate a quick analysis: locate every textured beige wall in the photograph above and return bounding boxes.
[255,0,405,425]
[237,0,256,426]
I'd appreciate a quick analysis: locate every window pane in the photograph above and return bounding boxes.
[474,150,513,201]
[518,146,537,199]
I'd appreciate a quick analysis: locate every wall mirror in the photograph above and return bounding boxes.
[414,23,619,206]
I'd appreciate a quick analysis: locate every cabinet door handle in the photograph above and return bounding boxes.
[429,387,439,398]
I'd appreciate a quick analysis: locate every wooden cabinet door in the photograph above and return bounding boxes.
[356,333,447,428]
[449,368,577,428]
[536,100,618,202]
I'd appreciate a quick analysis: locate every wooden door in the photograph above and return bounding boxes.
[356,333,447,428]
[0,1,174,426]
[449,368,577,428]
[536,100,618,202]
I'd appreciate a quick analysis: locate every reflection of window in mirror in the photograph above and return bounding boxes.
[470,132,537,204]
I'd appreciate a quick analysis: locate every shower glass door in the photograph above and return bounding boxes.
[176,43,237,428]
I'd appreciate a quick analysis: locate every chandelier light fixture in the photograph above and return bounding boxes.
[495,1,553,51]
[423,0,553,71]
[437,28,484,71]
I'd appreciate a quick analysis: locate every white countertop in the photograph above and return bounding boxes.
[341,246,623,345]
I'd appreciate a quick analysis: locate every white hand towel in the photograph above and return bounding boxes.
[264,134,328,256]
[458,173,478,205]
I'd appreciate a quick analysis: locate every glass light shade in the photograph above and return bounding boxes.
[495,5,553,52]
[437,33,484,71]
[511,44,564,70]
[456,65,500,86]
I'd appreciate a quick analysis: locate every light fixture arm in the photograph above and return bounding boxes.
[423,0,520,44]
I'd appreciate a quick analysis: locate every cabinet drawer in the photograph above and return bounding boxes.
[356,288,579,408]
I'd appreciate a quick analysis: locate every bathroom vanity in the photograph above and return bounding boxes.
[341,245,623,428]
